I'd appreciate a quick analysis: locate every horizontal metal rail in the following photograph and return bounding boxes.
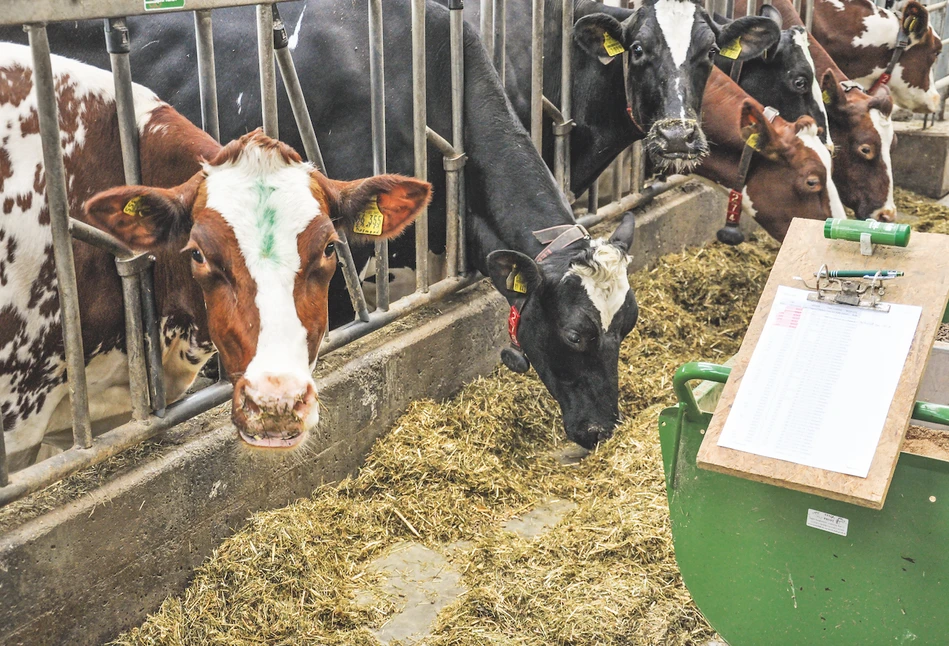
[577,175,690,229]
[1,0,266,25]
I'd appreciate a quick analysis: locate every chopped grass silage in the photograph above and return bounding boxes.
[114,189,949,646]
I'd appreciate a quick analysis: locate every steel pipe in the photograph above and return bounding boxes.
[530,0,545,151]
[194,10,221,142]
[630,141,644,193]
[426,128,467,279]
[28,26,93,450]
[577,174,690,228]
[0,414,7,488]
[804,0,814,33]
[104,18,142,185]
[481,0,495,69]
[256,4,278,137]
[116,256,152,421]
[450,0,467,275]
[611,155,623,202]
[140,266,166,416]
[413,0,430,292]
[496,0,507,85]
[587,181,599,213]
[561,0,573,195]
[369,0,390,311]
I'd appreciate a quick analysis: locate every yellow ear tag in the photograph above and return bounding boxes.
[745,133,761,150]
[822,89,832,105]
[512,271,528,294]
[352,197,385,236]
[602,32,626,57]
[719,38,742,60]
[123,197,144,217]
[906,16,918,32]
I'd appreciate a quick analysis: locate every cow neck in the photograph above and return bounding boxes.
[508,224,591,348]
[726,106,780,227]
[461,33,575,268]
[868,22,910,94]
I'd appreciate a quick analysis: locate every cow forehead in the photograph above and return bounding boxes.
[202,151,322,273]
[653,0,698,68]
[565,242,631,332]
[790,28,833,148]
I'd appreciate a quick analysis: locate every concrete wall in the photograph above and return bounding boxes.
[892,120,949,199]
[0,182,731,645]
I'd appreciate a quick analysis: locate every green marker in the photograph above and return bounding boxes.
[825,270,904,278]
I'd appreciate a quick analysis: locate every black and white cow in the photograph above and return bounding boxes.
[0,0,640,448]
[460,0,782,195]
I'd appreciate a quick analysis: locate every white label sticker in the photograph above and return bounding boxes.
[807,509,849,536]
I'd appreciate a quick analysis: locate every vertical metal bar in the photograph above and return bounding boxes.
[28,26,92,449]
[746,0,754,17]
[271,7,370,322]
[413,0,429,292]
[804,0,814,33]
[368,0,390,310]
[256,4,278,137]
[611,157,623,201]
[104,19,142,186]
[705,0,714,13]
[0,413,7,487]
[630,141,644,193]
[116,266,150,421]
[588,180,599,213]
[531,0,545,152]
[448,0,466,277]
[139,266,166,416]
[194,10,221,142]
[481,0,495,69]
[561,0,573,195]
[495,0,507,85]
[793,0,802,16]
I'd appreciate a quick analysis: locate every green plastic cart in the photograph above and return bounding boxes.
[659,362,949,645]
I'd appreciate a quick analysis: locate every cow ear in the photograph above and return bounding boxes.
[902,1,929,38]
[83,172,202,251]
[327,174,432,244]
[819,70,846,112]
[868,84,894,116]
[716,16,781,61]
[487,250,543,304]
[574,13,629,64]
[739,101,781,162]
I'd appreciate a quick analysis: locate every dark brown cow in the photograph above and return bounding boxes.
[735,0,897,221]
[697,67,844,241]
[0,43,429,469]
[811,0,941,112]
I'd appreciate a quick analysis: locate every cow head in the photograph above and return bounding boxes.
[574,0,780,173]
[486,214,639,449]
[891,1,941,113]
[821,72,896,221]
[84,130,430,449]
[738,102,843,240]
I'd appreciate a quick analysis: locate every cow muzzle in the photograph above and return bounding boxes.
[645,118,708,173]
[233,374,319,448]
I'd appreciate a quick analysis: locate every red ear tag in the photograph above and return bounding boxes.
[508,305,522,348]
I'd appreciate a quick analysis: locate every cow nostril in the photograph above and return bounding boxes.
[684,124,698,145]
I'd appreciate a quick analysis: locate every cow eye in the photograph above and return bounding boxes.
[630,42,644,60]
[190,248,205,264]
[708,46,719,60]
[324,242,336,258]
[565,330,582,345]
[793,77,808,91]
[858,144,874,159]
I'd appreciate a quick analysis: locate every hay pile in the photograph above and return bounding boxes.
[113,191,946,646]
[114,231,777,646]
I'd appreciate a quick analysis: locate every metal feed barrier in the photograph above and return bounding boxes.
[0,0,668,507]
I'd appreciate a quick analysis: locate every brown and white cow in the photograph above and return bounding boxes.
[735,0,897,222]
[0,43,429,470]
[697,67,845,241]
[811,0,941,113]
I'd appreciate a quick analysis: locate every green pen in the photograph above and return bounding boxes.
[822,270,904,278]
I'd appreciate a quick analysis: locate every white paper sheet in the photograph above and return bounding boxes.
[717,286,921,478]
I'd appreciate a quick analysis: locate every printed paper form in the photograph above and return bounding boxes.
[717,286,921,478]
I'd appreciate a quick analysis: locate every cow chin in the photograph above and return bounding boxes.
[644,118,709,175]
[232,376,320,450]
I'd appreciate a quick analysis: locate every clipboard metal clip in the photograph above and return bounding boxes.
[796,265,893,312]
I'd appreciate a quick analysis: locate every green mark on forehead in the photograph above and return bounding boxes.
[255,180,279,261]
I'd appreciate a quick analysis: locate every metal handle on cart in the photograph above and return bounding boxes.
[673,362,949,427]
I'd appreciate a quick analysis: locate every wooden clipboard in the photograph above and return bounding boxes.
[697,218,949,509]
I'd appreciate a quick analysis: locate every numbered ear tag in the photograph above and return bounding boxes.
[905,16,918,32]
[822,89,832,105]
[353,197,385,236]
[123,197,144,217]
[745,133,761,151]
[602,32,626,57]
[719,38,742,60]
[506,267,528,294]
